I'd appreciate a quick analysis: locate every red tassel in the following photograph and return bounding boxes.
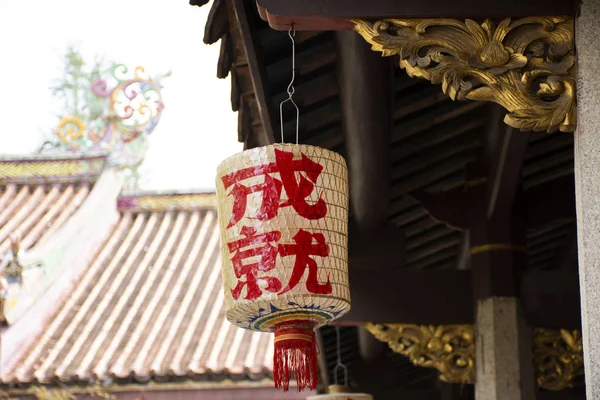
[273,327,318,392]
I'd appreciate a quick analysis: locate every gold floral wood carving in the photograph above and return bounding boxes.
[352,17,576,133]
[534,328,584,391]
[365,323,475,383]
[365,324,584,391]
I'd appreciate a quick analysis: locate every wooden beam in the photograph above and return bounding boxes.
[484,106,530,220]
[338,269,475,325]
[231,0,276,146]
[336,33,407,366]
[255,0,577,31]
[336,30,394,230]
[410,173,576,232]
[337,265,580,328]
[468,176,527,298]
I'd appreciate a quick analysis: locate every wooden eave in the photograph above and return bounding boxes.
[255,0,579,30]
[192,0,580,396]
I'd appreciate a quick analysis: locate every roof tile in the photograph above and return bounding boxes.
[2,199,273,385]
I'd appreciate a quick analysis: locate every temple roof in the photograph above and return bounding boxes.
[0,157,274,388]
[0,155,106,260]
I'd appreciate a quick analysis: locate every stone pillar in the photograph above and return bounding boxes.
[475,297,535,400]
[468,177,535,400]
[574,0,600,397]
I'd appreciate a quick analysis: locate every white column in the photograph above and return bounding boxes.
[575,0,600,398]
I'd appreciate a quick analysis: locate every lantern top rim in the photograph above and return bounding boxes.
[215,143,347,174]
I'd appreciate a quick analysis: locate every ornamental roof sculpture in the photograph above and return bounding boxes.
[42,63,169,169]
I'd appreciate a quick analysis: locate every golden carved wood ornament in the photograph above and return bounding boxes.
[365,324,584,391]
[534,328,584,391]
[365,323,475,383]
[352,17,576,133]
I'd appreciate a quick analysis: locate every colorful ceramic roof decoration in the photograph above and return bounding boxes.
[46,64,168,168]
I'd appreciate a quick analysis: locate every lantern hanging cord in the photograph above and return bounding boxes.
[279,26,299,145]
[333,326,348,386]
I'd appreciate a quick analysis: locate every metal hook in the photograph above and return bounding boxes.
[333,326,349,386]
[279,26,299,144]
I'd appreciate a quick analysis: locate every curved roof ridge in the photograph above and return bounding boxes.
[0,153,108,184]
[117,191,217,212]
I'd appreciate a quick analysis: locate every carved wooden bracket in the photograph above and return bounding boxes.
[365,323,584,391]
[365,323,475,384]
[352,17,576,133]
[534,328,584,391]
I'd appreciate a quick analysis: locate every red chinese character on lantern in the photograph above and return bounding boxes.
[226,227,332,300]
[221,149,328,228]
[227,226,283,301]
[278,229,332,295]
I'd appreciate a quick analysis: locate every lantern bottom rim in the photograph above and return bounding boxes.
[225,296,351,332]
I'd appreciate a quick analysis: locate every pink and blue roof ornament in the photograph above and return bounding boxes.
[50,64,169,168]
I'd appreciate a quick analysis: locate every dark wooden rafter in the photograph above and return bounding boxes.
[216,32,232,79]
[254,0,578,31]
[410,177,576,233]
[204,0,228,44]
[192,0,277,147]
[410,105,575,234]
[467,105,529,300]
[231,0,276,147]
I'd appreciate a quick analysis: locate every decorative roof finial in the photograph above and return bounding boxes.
[43,49,169,170]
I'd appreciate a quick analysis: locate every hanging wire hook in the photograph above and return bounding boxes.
[332,326,349,386]
[279,26,299,144]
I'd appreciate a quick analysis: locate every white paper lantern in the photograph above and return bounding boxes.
[216,143,351,392]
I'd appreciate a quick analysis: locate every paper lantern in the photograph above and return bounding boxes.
[216,143,351,391]
[308,385,374,399]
